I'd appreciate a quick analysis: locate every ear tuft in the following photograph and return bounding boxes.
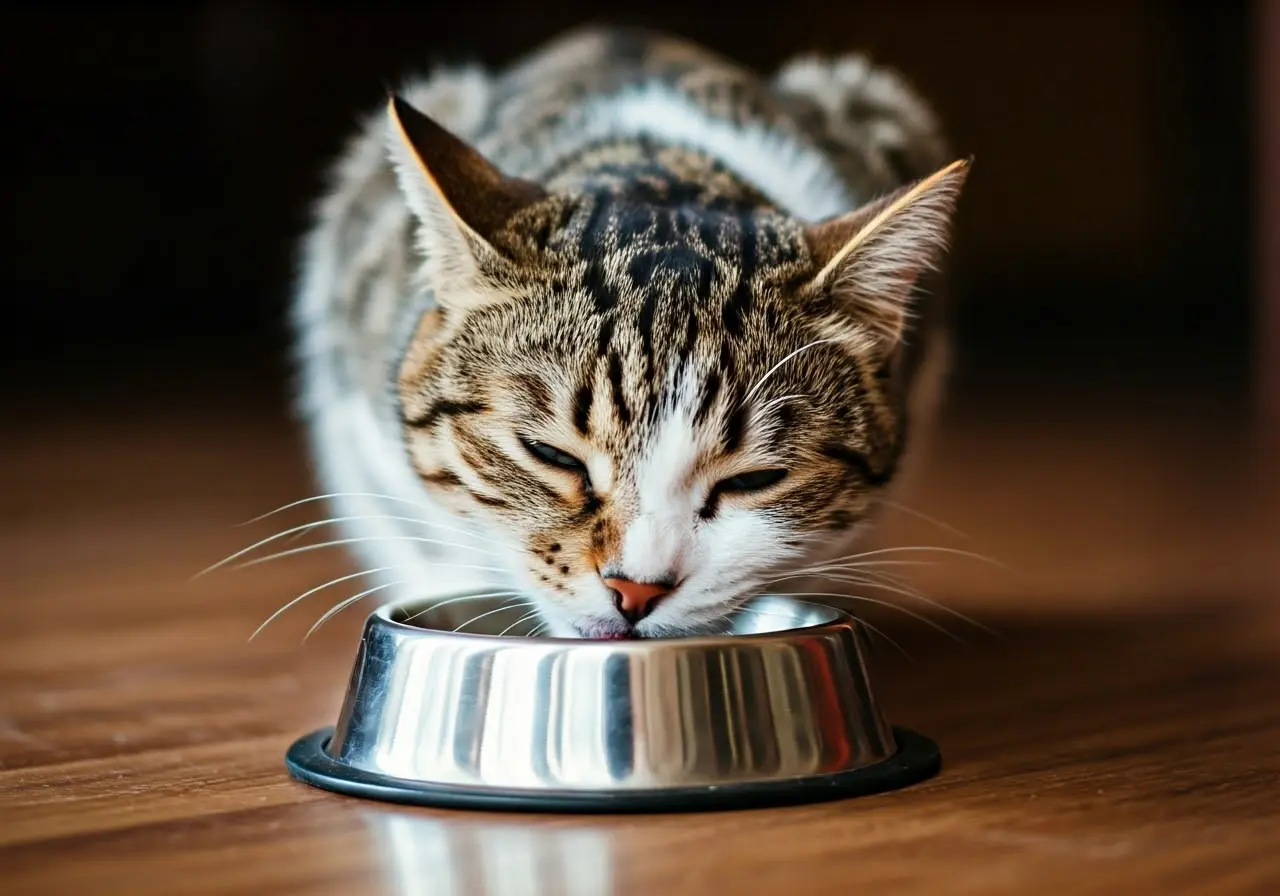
[387,95,547,243]
[804,157,971,354]
[384,95,548,312]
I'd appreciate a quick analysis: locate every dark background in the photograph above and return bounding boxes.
[1,1,1254,407]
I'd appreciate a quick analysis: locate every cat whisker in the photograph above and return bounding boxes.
[497,609,546,638]
[398,589,525,624]
[248,566,400,642]
[793,564,928,596]
[763,570,919,598]
[229,536,512,573]
[729,604,802,617]
[731,602,910,659]
[452,600,540,634]
[236,492,498,543]
[250,563,513,640]
[804,544,1014,573]
[236,491,430,524]
[853,566,924,593]
[795,559,939,574]
[196,514,505,579]
[304,578,407,641]
[845,619,911,660]
[843,568,999,637]
[757,392,809,416]
[782,590,964,642]
[872,498,972,541]
[767,570,928,607]
[741,338,840,405]
[280,528,313,547]
[766,571,997,636]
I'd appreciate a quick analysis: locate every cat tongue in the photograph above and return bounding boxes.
[596,631,638,641]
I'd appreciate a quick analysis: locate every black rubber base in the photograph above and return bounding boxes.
[285,726,941,814]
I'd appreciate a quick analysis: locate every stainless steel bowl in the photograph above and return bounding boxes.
[286,592,940,812]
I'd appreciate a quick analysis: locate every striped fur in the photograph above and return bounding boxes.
[292,26,968,638]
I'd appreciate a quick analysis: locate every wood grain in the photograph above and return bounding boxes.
[2,382,1277,896]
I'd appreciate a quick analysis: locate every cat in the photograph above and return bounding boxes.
[290,25,969,639]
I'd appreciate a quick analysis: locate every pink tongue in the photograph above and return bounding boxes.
[596,632,637,641]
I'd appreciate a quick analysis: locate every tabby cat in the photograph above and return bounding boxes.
[291,26,969,639]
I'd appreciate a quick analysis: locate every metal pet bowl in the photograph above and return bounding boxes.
[286,592,940,813]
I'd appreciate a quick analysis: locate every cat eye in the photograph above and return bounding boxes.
[520,438,587,474]
[700,467,789,520]
[715,468,788,494]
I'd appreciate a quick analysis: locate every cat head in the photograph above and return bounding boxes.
[387,95,969,639]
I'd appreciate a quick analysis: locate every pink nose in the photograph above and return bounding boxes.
[602,578,672,623]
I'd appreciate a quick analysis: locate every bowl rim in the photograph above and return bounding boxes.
[371,592,857,649]
[287,725,941,814]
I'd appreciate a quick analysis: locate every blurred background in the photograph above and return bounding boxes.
[2,0,1272,616]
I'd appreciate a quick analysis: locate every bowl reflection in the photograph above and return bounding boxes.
[368,810,613,896]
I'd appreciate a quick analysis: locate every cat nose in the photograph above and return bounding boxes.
[602,577,673,624]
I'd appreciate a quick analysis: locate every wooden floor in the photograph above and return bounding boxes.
[2,375,1278,895]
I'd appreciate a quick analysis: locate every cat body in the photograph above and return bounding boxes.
[292,26,966,638]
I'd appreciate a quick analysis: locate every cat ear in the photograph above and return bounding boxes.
[803,158,971,356]
[385,94,548,309]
